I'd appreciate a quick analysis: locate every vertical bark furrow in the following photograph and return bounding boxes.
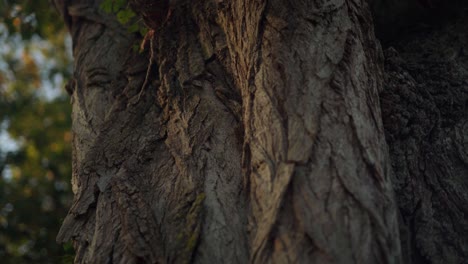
[219,0,401,263]
[153,4,248,263]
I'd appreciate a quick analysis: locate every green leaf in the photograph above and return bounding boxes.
[112,0,128,12]
[99,0,113,13]
[128,21,141,33]
[117,9,136,25]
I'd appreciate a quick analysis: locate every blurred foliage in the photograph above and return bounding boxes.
[0,0,74,263]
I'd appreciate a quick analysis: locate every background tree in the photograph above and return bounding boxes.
[0,1,74,262]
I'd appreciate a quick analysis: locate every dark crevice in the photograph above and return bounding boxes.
[371,0,468,45]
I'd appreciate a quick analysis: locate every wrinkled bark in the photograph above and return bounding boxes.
[53,0,468,263]
[378,8,468,264]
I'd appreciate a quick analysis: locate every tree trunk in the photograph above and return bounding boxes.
[375,2,468,263]
[53,0,467,263]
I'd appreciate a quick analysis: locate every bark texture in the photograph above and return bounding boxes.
[54,0,405,263]
[379,7,468,264]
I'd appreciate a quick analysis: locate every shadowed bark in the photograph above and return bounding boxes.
[52,0,467,263]
[379,10,468,264]
[370,1,468,263]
